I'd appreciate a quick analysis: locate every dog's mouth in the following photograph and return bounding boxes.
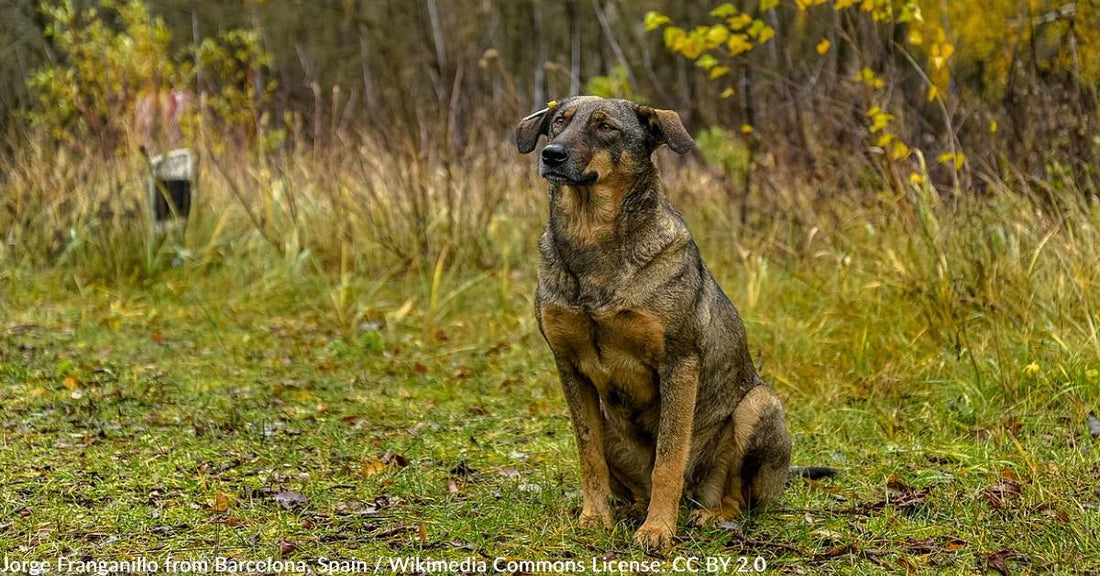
[542,169,598,187]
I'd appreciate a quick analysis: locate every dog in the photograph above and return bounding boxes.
[516,96,828,548]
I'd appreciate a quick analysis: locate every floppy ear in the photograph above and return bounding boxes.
[637,106,694,154]
[515,107,552,154]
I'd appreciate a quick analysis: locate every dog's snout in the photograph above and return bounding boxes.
[541,143,568,167]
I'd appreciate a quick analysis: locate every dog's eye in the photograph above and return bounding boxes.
[598,123,617,132]
[553,116,567,129]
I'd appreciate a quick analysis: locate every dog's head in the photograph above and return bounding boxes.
[515,96,693,187]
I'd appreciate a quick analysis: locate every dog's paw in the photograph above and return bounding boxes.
[688,508,719,526]
[579,508,614,529]
[689,498,741,526]
[632,521,674,549]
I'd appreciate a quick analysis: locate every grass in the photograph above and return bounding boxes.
[1,145,1099,574]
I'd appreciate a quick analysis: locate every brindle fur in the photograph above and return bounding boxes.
[516,96,793,548]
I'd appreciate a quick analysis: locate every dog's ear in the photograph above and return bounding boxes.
[515,107,553,154]
[637,106,694,154]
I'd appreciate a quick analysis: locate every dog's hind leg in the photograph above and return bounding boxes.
[733,385,792,511]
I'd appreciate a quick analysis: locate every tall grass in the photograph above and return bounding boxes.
[2,130,1099,385]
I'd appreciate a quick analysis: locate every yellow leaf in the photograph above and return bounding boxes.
[361,461,386,476]
[816,38,832,55]
[989,120,998,133]
[706,24,730,47]
[710,3,738,18]
[891,141,910,160]
[663,26,686,50]
[937,152,966,170]
[741,124,754,134]
[908,29,923,45]
[695,54,719,70]
[727,34,753,55]
[909,172,924,186]
[720,87,736,99]
[63,377,79,390]
[212,492,231,512]
[836,0,859,7]
[644,11,671,31]
[727,13,753,30]
[710,65,731,79]
[756,25,776,44]
[761,0,780,10]
[927,85,939,102]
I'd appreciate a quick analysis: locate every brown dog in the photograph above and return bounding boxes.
[516,96,804,548]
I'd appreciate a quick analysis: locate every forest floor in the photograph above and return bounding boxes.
[2,245,1099,575]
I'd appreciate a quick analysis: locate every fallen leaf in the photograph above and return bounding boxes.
[812,528,843,541]
[279,539,297,556]
[468,405,489,416]
[273,490,308,510]
[342,415,368,427]
[984,479,1023,511]
[361,461,386,476]
[494,466,521,479]
[418,523,428,544]
[63,377,79,390]
[986,549,1018,575]
[211,492,231,512]
[716,519,742,532]
[414,362,428,374]
[382,450,408,468]
[945,539,967,552]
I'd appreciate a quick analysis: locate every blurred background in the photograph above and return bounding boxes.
[2,1,1096,192]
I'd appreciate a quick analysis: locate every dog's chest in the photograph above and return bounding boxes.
[540,304,664,404]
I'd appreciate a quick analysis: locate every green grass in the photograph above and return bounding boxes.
[2,153,1100,573]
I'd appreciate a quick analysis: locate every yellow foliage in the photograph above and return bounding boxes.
[856,67,885,89]
[710,3,738,18]
[706,25,731,48]
[727,34,754,56]
[816,38,832,55]
[938,152,966,170]
[644,11,671,31]
[727,13,753,31]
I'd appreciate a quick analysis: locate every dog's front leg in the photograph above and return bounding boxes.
[556,359,614,529]
[634,355,699,548]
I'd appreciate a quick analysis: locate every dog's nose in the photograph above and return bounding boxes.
[541,143,568,167]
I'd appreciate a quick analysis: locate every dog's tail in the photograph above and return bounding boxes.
[790,466,839,480]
